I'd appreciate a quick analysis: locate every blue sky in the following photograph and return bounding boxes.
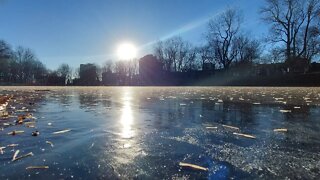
[0,0,267,69]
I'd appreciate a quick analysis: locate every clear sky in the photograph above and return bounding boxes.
[0,0,267,69]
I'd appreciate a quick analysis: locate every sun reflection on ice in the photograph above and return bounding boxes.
[120,89,134,139]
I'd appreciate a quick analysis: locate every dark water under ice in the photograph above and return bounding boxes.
[0,87,320,179]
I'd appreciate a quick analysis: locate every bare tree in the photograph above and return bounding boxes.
[1,41,48,84]
[184,47,198,71]
[0,40,11,58]
[95,64,102,82]
[113,59,138,85]
[154,36,192,72]
[154,41,166,70]
[57,63,72,85]
[261,0,320,61]
[128,59,139,77]
[198,45,215,70]
[33,60,47,84]
[305,26,320,59]
[73,67,80,79]
[259,46,286,64]
[14,46,41,83]
[235,35,262,65]
[206,8,243,69]
[102,60,114,73]
[0,40,12,82]
[164,37,180,72]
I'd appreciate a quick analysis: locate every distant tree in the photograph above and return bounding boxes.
[176,40,190,71]
[0,40,12,58]
[13,46,46,84]
[0,40,13,82]
[127,59,139,81]
[0,42,49,84]
[95,64,102,82]
[9,57,19,82]
[260,47,286,64]
[73,67,80,79]
[57,63,72,85]
[33,60,47,84]
[184,47,198,71]
[198,45,215,70]
[206,8,243,69]
[154,41,166,70]
[102,60,114,73]
[46,70,65,85]
[261,0,320,62]
[71,67,81,85]
[154,36,192,72]
[235,35,262,65]
[163,37,180,72]
[114,61,127,85]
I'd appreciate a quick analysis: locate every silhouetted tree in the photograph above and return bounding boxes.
[33,60,47,84]
[47,71,65,85]
[206,8,243,69]
[56,63,72,85]
[163,37,180,71]
[260,47,285,64]
[114,61,127,85]
[154,36,192,72]
[261,0,320,62]
[96,64,102,82]
[198,45,215,70]
[113,59,138,85]
[127,59,139,83]
[102,60,114,73]
[235,35,262,65]
[0,40,13,82]
[184,47,199,71]
[73,67,80,79]
[154,41,166,70]
[13,46,46,84]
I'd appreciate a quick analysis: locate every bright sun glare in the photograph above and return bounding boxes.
[117,43,137,60]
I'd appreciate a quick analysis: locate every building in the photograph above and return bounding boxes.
[79,63,99,85]
[139,55,163,85]
[102,70,117,85]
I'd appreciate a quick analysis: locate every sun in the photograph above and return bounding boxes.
[117,43,137,60]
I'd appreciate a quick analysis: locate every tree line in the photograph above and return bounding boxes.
[0,40,72,85]
[152,0,320,73]
[153,9,262,72]
[1,0,319,85]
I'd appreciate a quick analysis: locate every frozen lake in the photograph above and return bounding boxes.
[1,86,320,179]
